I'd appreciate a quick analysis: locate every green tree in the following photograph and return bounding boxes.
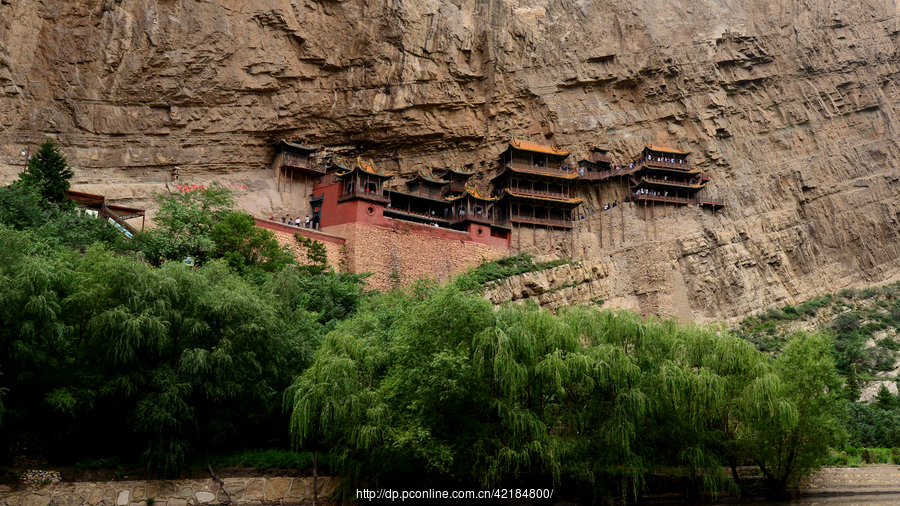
[743,332,846,494]
[210,212,294,273]
[18,139,74,204]
[0,228,321,476]
[874,384,897,411]
[134,183,235,265]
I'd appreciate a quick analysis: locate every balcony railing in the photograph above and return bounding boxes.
[409,188,448,200]
[508,162,578,178]
[632,194,725,207]
[636,158,694,172]
[510,215,574,229]
[504,187,572,200]
[384,208,450,224]
[450,212,494,226]
[282,152,326,174]
[639,176,707,189]
[697,197,726,206]
[338,188,391,203]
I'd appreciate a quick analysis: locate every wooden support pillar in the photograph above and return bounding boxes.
[598,184,603,249]
[644,199,648,239]
[569,228,575,257]
[599,206,603,249]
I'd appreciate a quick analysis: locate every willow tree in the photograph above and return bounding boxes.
[287,286,647,496]
[742,332,846,494]
[0,228,319,476]
[287,283,844,499]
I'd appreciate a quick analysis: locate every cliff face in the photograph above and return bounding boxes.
[3,0,900,321]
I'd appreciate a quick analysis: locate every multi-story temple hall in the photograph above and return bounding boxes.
[628,146,724,208]
[256,137,727,290]
[491,137,583,230]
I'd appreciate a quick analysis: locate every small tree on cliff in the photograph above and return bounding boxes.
[18,139,74,204]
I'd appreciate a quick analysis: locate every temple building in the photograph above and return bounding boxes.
[313,157,393,229]
[492,138,583,229]
[446,185,510,240]
[576,146,614,181]
[272,140,321,192]
[629,145,724,208]
[438,167,476,198]
[385,170,453,225]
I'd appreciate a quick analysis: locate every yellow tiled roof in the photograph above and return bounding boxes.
[510,138,571,156]
[444,184,499,202]
[356,157,390,176]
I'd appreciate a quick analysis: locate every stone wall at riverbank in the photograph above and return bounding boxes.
[800,466,900,495]
[0,477,336,506]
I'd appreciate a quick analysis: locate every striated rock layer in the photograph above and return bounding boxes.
[3,0,900,321]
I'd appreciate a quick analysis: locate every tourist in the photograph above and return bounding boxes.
[282,217,286,223]
[305,216,310,228]
[288,218,294,226]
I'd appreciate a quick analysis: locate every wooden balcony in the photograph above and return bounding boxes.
[338,188,391,203]
[638,158,694,172]
[450,213,494,226]
[504,187,571,200]
[638,176,707,189]
[510,215,574,229]
[508,162,578,178]
[384,208,451,225]
[632,194,725,208]
[281,152,325,174]
[449,180,467,193]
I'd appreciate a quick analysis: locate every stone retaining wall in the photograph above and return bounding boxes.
[0,477,337,506]
[800,466,900,495]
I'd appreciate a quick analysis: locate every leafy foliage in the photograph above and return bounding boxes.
[133,184,235,265]
[0,226,365,476]
[741,332,846,492]
[288,284,842,499]
[210,212,294,273]
[454,253,573,291]
[0,185,120,250]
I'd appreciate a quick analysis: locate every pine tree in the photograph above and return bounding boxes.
[19,139,74,204]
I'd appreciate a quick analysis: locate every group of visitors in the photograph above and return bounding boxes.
[603,200,619,211]
[273,215,311,228]
[646,155,683,164]
[634,188,669,198]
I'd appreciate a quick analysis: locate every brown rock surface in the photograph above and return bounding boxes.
[3,0,900,319]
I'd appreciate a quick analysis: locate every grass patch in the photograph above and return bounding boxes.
[457,253,574,291]
[75,457,122,472]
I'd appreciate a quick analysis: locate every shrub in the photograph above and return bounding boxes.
[838,288,858,300]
